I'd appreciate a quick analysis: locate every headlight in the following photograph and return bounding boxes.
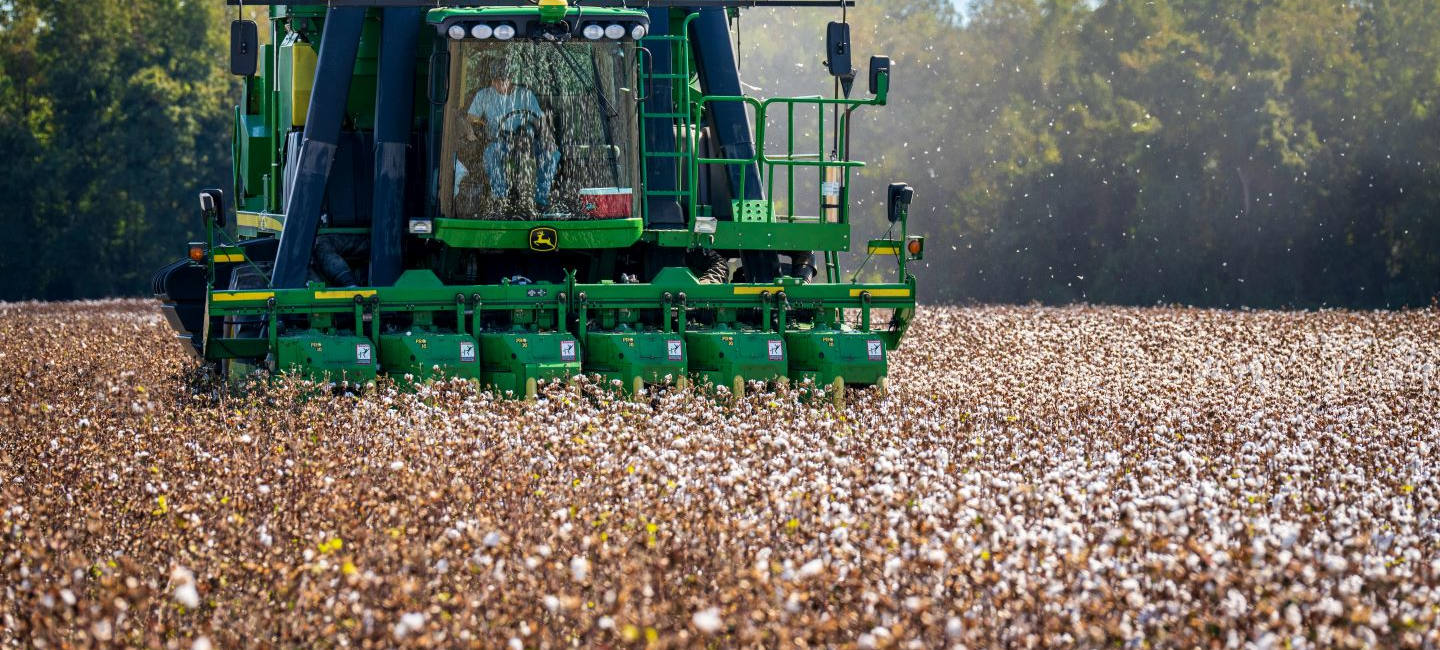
[447,25,466,40]
[631,24,647,40]
[604,24,625,39]
[471,24,493,39]
[582,24,604,40]
[493,24,516,41]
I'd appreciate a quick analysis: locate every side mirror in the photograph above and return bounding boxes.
[825,22,853,77]
[869,55,891,95]
[199,189,226,228]
[230,20,259,76]
[887,182,912,224]
[826,22,856,97]
[428,49,450,105]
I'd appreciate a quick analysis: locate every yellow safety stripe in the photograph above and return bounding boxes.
[212,253,245,263]
[212,291,275,302]
[866,244,901,255]
[731,287,779,295]
[314,289,378,300]
[849,288,910,298]
[237,212,285,232]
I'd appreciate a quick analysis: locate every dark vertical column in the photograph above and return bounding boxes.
[643,8,684,227]
[271,7,366,289]
[689,7,776,282]
[690,7,761,202]
[369,7,422,287]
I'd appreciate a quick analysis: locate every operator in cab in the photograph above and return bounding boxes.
[458,59,561,211]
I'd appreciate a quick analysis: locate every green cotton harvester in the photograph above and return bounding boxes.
[154,0,922,398]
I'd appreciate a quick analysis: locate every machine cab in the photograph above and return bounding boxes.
[430,9,645,222]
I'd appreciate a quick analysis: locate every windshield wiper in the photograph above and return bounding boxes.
[547,37,618,119]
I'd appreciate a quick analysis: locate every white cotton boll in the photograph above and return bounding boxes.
[1274,522,1301,548]
[1323,554,1348,573]
[191,637,213,650]
[389,460,405,471]
[692,607,724,633]
[173,581,200,609]
[797,558,824,579]
[569,555,590,582]
[507,638,522,650]
[483,531,502,548]
[1221,589,1247,618]
[171,566,200,609]
[543,594,561,613]
[946,616,964,638]
[1284,603,1302,628]
[393,612,425,639]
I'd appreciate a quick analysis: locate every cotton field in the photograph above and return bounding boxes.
[1,300,1437,648]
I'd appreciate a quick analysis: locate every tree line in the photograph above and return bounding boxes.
[1,0,1437,307]
[0,0,234,300]
[747,0,1440,307]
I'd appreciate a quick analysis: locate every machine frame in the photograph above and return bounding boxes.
[156,0,921,396]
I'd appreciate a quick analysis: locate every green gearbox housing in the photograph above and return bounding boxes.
[155,1,923,397]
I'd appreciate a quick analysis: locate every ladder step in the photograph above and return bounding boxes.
[645,73,690,80]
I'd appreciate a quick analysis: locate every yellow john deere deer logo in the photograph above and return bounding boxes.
[528,227,558,252]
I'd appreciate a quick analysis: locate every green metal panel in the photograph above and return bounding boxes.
[275,332,378,383]
[378,329,480,381]
[732,199,772,223]
[584,329,686,391]
[206,338,269,360]
[685,328,787,392]
[478,330,580,396]
[648,221,850,251]
[785,327,887,387]
[430,218,644,250]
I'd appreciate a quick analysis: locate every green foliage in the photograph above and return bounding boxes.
[0,0,232,300]
[744,0,1440,307]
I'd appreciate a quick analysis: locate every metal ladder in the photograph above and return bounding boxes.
[638,26,699,218]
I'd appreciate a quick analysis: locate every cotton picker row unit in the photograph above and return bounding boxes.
[153,0,922,397]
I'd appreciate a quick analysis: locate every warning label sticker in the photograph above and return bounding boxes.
[356,343,372,365]
[767,339,784,361]
[667,339,683,361]
[866,339,884,360]
[560,340,578,361]
[460,341,476,363]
